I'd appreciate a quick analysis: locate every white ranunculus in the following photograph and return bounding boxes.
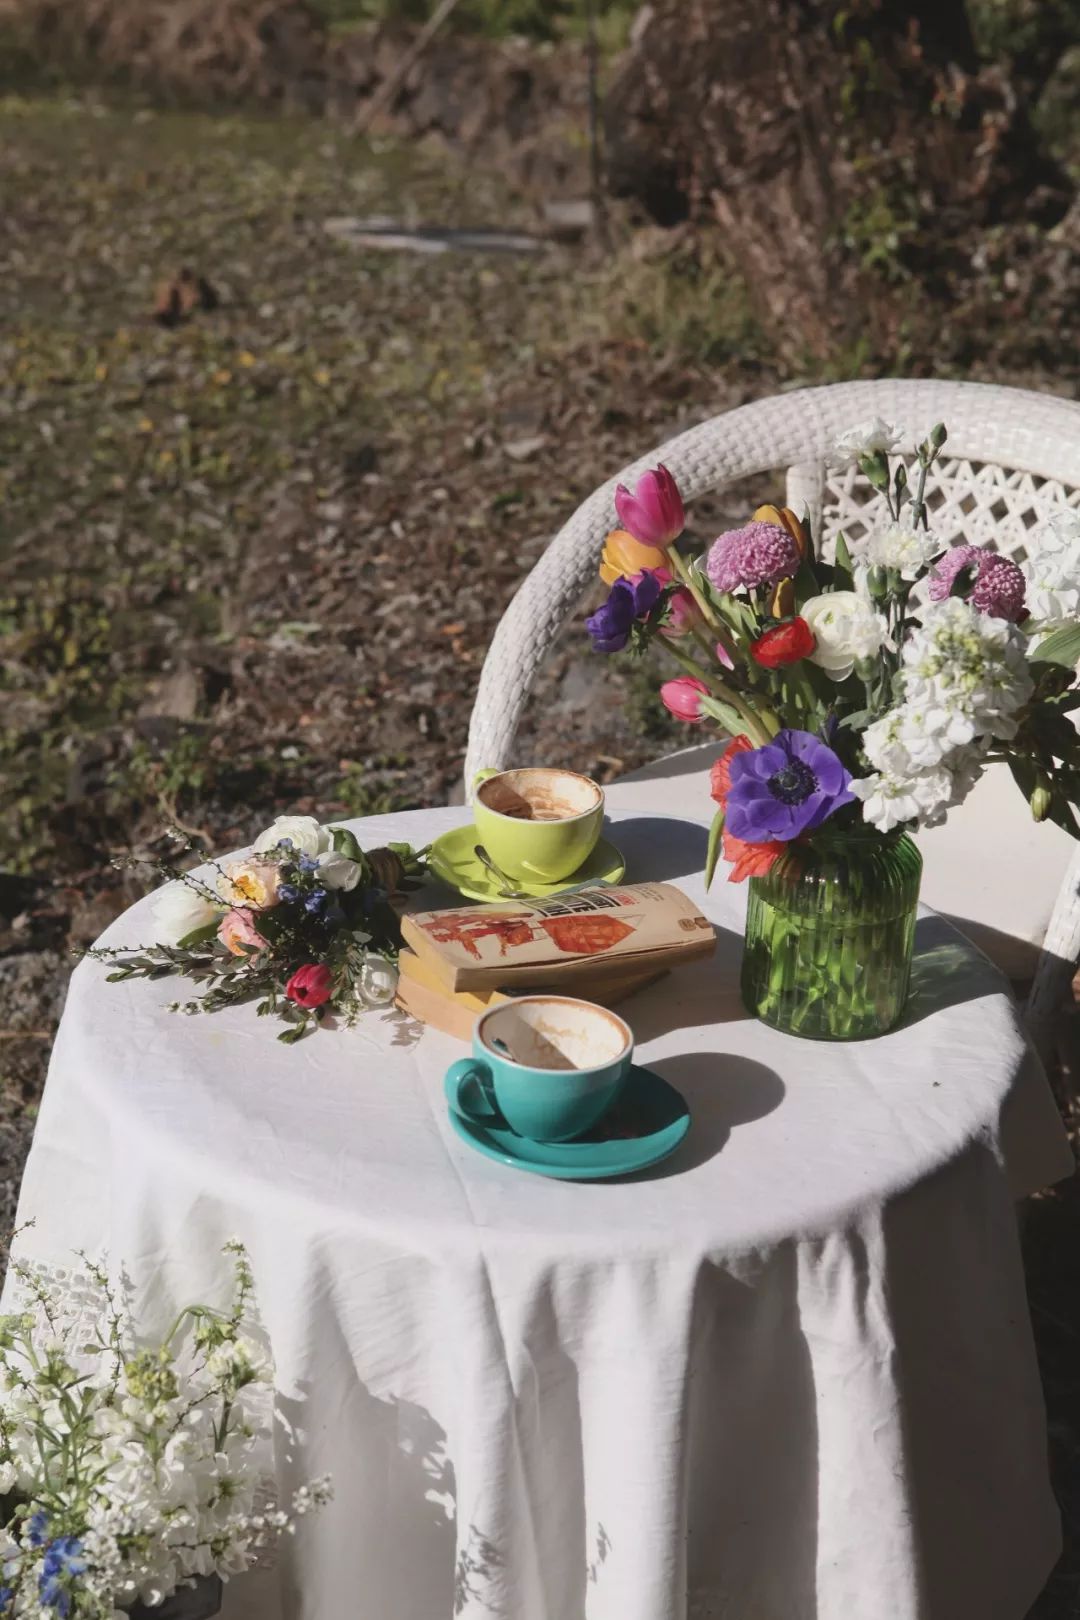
[801,591,888,680]
[316,850,363,891]
[152,882,221,943]
[253,815,329,858]
[358,956,398,1008]
[864,522,941,582]
[830,416,903,471]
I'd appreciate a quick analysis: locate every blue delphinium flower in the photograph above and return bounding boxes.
[26,1511,49,1547]
[297,854,320,874]
[278,883,301,903]
[585,570,666,653]
[304,889,327,914]
[38,1536,86,1618]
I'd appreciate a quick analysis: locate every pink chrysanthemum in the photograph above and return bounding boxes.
[706,521,801,595]
[927,544,1026,623]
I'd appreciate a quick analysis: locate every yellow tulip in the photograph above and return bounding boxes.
[599,528,669,585]
[753,504,808,559]
[754,504,808,617]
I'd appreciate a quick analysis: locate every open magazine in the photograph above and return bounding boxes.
[401,882,716,991]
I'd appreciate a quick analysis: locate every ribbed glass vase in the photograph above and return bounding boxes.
[741,829,923,1040]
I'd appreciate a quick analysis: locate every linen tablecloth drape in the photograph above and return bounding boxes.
[9,807,1074,1620]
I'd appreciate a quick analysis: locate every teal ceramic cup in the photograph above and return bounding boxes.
[472,767,604,883]
[444,996,633,1143]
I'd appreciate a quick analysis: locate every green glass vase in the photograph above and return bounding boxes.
[741,829,923,1040]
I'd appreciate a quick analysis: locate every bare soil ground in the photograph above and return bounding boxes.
[1,91,1076,1617]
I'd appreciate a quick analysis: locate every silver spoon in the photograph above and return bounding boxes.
[473,844,531,899]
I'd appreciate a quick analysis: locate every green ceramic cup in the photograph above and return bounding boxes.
[444,995,633,1142]
[472,767,604,883]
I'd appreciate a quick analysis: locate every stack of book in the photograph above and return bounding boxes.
[396,882,715,1038]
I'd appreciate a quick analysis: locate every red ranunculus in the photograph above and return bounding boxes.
[709,735,754,806]
[285,964,334,1009]
[750,617,815,668]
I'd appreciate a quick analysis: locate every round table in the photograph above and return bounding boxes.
[10,803,1073,1620]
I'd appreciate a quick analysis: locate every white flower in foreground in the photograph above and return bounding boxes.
[1023,509,1080,624]
[801,591,888,681]
[830,416,903,470]
[152,881,221,943]
[864,522,941,581]
[358,956,397,1008]
[850,765,955,833]
[901,597,1033,741]
[316,850,363,891]
[253,815,330,858]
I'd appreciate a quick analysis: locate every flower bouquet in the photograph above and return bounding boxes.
[89,816,428,1043]
[0,1240,330,1618]
[587,420,1080,1038]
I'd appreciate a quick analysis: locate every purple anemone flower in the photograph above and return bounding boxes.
[586,569,666,653]
[725,729,854,843]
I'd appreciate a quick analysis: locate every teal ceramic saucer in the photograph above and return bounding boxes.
[428,825,626,904]
[446,1063,690,1180]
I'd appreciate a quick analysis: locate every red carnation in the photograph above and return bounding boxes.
[750,617,815,669]
[285,964,334,1009]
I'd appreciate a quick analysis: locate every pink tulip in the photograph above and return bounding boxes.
[614,464,685,548]
[660,676,710,722]
[660,586,700,638]
[218,908,267,957]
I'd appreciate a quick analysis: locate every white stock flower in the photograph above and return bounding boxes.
[253,815,330,857]
[315,850,363,891]
[864,522,941,582]
[151,881,221,943]
[850,765,955,833]
[901,597,1033,741]
[1022,509,1080,624]
[830,416,903,470]
[801,591,888,681]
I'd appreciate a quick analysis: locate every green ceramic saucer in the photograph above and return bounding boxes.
[428,824,626,903]
[446,1063,690,1180]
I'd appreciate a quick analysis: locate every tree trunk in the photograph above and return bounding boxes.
[605,0,1070,354]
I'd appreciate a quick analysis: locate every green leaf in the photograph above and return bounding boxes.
[834,531,854,577]
[698,694,745,733]
[1031,621,1080,669]
[176,921,220,950]
[1008,757,1038,802]
[1044,794,1080,839]
[705,807,725,890]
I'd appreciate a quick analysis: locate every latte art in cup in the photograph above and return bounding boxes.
[479,996,630,1073]
[476,768,601,823]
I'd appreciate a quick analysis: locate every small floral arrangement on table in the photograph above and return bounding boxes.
[587,418,1080,885]
[88,815,428,1043]
[0,1239,331,1619]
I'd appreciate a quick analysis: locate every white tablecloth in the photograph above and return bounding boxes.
[10,805,1075,1620]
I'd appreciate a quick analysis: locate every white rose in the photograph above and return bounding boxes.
[151,882,221,943]
[358,956,397,1008]
[253,816,329,858]
[801,591,887,681]
[830,416,902,471]
[316,851,362,891]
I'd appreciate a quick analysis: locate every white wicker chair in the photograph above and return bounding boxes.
[464,379,1080,1055]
